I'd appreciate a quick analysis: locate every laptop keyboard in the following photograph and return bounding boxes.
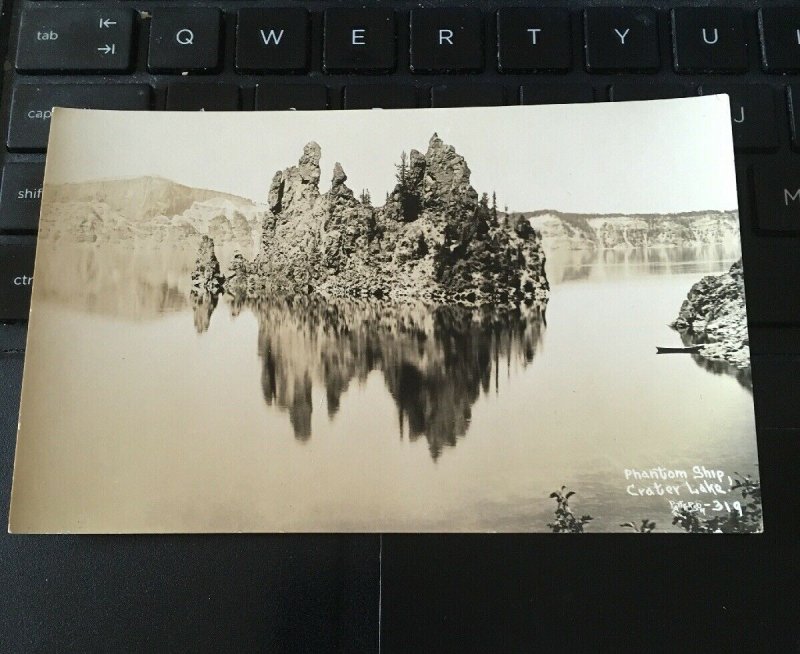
[0,1,799,329]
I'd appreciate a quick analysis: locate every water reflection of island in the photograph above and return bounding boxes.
[680,331,753,392]
[193,292,546,460]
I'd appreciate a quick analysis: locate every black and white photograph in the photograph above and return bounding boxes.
[9,98,761,533]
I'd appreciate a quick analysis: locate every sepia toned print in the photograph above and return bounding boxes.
[9,99,760,532]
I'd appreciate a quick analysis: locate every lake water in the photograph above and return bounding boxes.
[14,243,759,532]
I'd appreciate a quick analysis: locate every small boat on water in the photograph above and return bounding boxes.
[656,345,704,354]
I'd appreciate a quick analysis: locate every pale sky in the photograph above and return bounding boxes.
[45,96,737,214]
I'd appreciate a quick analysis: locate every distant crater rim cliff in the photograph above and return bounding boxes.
[522,208,740,251]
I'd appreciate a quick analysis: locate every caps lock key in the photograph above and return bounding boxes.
[16,8,134,73]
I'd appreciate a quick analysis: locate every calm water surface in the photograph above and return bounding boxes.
[17,244,758,532]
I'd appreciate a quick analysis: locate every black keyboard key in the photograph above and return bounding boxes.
[497,8,571,72]
[739,201,800,329]
[700,84,777,152]
[431,84,505,108]
[760,8,800,73]
[255,85,327,110]
[324,9,396,73]
[166,83,240,111]
[752,161,800,233]
[344,85,417,109]
[0,243,35,321]
[788,85,800,150]
[739,248,800,326]
[7,84,151,152]
[410,9,483,73]
[236,8,308,73]
[0,163,45,232]
[520,85,593,105]
[148,8,221,73]
[16,8,134,73]
[584,8,659,72]
[609,83,693,101]
[672,8,748,73]
[753,357,800,428]
[736,169,800,324]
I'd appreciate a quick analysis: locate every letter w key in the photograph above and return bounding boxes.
[260,29,284,45]
[236,8,309,72]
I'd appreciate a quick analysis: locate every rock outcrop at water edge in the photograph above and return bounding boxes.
[671,259,749,368]
[191,235,226,293]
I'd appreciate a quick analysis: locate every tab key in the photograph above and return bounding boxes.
[16,8,135,73]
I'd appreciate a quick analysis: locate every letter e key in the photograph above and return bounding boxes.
[323,8,395,72]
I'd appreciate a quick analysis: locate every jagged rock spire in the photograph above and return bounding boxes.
[191,235,225,292]
[268,141,322,214]
[331,162,347,187]
[298,142,322,184]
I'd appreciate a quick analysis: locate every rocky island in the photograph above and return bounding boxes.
[671,259,749,369]
[192,134,549,309]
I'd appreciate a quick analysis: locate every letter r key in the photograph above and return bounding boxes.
[410,8,483,72]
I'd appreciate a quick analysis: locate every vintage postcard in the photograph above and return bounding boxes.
[9,98,761,533]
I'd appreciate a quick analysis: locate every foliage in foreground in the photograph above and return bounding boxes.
[551,474,761,534]
[671,474,762,534]
[547,487,593,533]
[620,519,656,533]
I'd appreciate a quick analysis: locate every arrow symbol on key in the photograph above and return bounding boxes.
[97,44,116,54]
[99,18,117,28]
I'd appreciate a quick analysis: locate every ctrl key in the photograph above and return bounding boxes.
[752,162,800,233]
[0,244,35,321]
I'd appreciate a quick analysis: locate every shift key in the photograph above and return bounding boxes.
[0,163,45,232]
[7,84,151,151]
[0,244,35,321]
